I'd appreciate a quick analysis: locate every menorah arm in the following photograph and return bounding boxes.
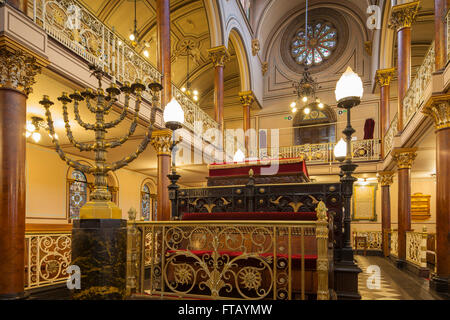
[74,101,95,130]
[107,126,154,171]
[103,94,134,129]
[43,106,94,174]
[62,103,95,151]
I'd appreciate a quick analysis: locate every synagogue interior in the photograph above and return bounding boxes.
[0,0,449,302]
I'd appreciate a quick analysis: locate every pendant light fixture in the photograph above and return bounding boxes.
[128,0,150,58]
[181,44,199,102]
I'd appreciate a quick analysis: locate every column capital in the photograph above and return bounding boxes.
[392,148,418,169]
[423,93,450,130]
[151,129,172,155]
[208,45,230,67]
[0,46,42,96]
[388,1,420,31]
[375,68,396,87]
[377,171,395,186]
[238,90,255,107]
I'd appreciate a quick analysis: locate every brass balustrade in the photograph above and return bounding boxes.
[390,230,398,258]
[128,203,330,300]
[24,232,72,290]
[259,139,380,163]
[352,231,383,253]
[384,113,398,157]
[406,228,428,268]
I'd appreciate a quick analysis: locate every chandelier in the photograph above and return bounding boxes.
[181,44,199,102]
[290,67,324,114]
[26,116,58,142]
[128,0,151,58]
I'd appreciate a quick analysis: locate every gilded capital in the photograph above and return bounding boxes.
[238,91,255,107]
[377,171,395,186]
[388,1,420,31]
[392,148,417,169]
[151,129,173,155]
[422,94,450,130]
[261,62,268,76]
[375,68,396,87]
[208,46,230,67]
[0,48,41,95]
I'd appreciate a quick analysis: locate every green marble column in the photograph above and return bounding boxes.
[71,219,127,300]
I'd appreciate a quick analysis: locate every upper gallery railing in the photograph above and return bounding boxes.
[25,232,72,290]
[402,42,435,128]
[129,218,330,300]
[384,113,398,157]
[26,0,222,145]
[390,230,398,258]
[259,139,380,163]
[406,228,428,269]
[447,10,450,63]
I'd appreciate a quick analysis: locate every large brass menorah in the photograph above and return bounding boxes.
[39,64,161,219]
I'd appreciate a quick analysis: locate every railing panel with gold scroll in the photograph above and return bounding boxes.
[384,113,398,157]
[390,230,398,258]
[352,231,382,252]
[25,232,72,289]
[406,228,427,268]
[402,43,435,128]
[259,139,380,163]
[129,217,330,300]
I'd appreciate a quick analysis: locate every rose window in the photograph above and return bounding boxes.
[291,22,337,66]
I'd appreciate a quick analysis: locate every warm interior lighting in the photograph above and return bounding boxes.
[318,102,324,109]
[334,138,347,160]
[302,96,308,103]
[143,50,149,58]
[163,98,185,125]
[49,132,59,140]
[118,40,123,46]
[25,131,31,138]
[129,33,135,41]
[233,149,245,162]
[31,132,41,143]
[26,122,36,132]
[193,90,199,96]
[292,107,297,113]
[335,66,364,101]
[181,87,186,93]
[193,95,199,102]
[303,107,311,115]
[290,102,297,108]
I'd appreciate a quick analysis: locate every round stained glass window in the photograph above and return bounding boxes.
[291,22,337,66]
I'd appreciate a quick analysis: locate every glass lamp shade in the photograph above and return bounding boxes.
[233,149,245,162]
[335,66,364,102]
[334,138,347,160]
[163,98,185,126]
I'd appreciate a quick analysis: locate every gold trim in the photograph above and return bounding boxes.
[208,45,230,67]
[207,158,305,169]
[392,148,418,169]
[0,35,49,67]
[388,1,420,31]
[375,68,396,87]
[422,93,450,130]
[151,129,172,155]
[377,171,395,186]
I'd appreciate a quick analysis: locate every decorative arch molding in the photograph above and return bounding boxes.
[140,177,157,194]
[377,0,396,70]
[203,0,225,46]
[227,26,252,92]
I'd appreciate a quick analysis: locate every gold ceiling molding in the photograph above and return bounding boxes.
[392,148,418,169]
[377,171,395,186]
[207,45,230,67]
[375,68,396,87]
[422,93,450,130]
[388,1,420,31]
[151,129,173,155]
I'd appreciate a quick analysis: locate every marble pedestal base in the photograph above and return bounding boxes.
[71,219,127,300]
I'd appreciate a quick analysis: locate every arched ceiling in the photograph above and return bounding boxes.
[77,0,241,114]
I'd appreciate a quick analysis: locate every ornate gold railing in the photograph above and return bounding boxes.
[384,113,398,157]
[25,232,72,290]
[403,43,435,128]
[390,230,398,258]
[406,228,427,268]
[26,0,222,143]
[128,214,330,300]
[259,139,380,163]
[352,231,382,252]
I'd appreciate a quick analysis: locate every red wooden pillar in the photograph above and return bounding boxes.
[424,94,450,294]
[389,1,419,133]
[375,68,395,158]
[378,171,395,257]
[434,0,450,70]
[0,47,41,299]
[239,91,255,157]
[392,148,417,264]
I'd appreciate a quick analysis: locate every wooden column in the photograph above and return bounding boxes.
[392,148,417,265]
[208,46,230,133]
[389,1,419,133]
[151,130,172,221]
[0,48,41,299]
[156,0,171,107]
[377,171,395,257]
[434,0,450,70]
[375,68,395,158]
[423,94,450,294]
[239,91,255,157]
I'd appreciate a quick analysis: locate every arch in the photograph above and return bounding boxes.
[227,27,252,92]
[293,104,337,145]
[377,0,396,69]
[140,178,157,221]
[203,0,225,46]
